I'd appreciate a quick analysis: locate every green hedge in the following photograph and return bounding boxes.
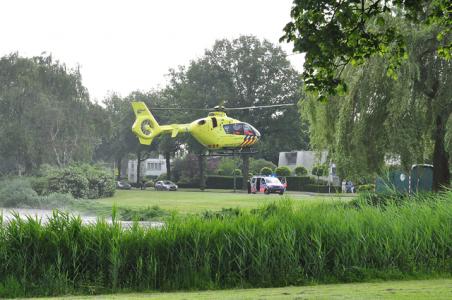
[206,176,243,189]
[304,184,341,193]
[177,176,244,189]
[285,176,313,191]
[177,176,341,193]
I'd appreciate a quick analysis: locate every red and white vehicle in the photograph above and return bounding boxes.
[250,176,285,195]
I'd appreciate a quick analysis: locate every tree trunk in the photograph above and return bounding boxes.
[432,114,450,191]
[136,151,142,184]
[165,152,171,180]
[198,154,206,191]
[242,155,250,191]
[116,157,122,180]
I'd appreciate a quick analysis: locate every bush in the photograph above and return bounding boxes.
[294,166,308,176]
[357,184,376,192]
[145,180,155,188]
[82,165,116,198]
[312,164,328,178]
[120,206,169,221]
[0,178,40,207]
[46,166,89,198]
[232,169,242,176]
[260,167,273,176]
[46,165,115,199]
[157,173,168,181]
[250,159,276,175]
[29,177,48,196]
[38,193,75,209]
[0,177,75,208]
[275,166,291,176]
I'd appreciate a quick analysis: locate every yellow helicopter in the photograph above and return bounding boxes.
[131,101,294,152]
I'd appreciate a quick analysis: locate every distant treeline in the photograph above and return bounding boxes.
[0,36,309,181]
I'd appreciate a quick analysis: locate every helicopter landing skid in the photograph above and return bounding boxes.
[202,148,257,157]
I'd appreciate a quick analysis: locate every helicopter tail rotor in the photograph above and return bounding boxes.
[131,102,161,145]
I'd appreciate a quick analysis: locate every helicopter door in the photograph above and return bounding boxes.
[211,117,218,128]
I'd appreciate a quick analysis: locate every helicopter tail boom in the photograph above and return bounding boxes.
[131,102,162,145]
[131,102,190,145]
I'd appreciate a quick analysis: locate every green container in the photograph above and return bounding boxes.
[410,164,433,193]
[376,170,409,193]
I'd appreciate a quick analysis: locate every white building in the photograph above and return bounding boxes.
[278,150,340,186]
[128,154,168,183]
[278,150,328,173]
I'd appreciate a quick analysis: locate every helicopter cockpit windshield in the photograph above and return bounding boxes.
[223,123,261,137]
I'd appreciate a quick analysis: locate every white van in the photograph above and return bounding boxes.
[250,176,285,195]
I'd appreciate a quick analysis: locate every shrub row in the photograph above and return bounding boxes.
[32,164,115,199]
[178,176,335,192]
[0,178,75,208]
[0,191,451,297]
[285,176,313,191]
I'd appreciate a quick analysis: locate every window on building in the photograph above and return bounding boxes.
[285,152,297,165]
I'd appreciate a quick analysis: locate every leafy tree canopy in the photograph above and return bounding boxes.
[281,0,451,99]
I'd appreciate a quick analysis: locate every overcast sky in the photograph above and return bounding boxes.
[1,0,303,102]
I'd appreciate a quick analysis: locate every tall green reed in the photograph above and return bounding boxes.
[0,190,451,297]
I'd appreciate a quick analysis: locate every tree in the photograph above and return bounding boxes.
[100,93,136,179]
[260,167,273,176]
[0,54,100,174]
[249,159,276,175]
[275,166,291,177]
[281,0,450,98]
[165,36,310,164]
[312,164,327,180]
[232,169,242,176]
[294,166,308,176]
[283,2,451,190]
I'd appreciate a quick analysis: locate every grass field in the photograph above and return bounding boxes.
[94,188,349,214]
[35,278,452,299]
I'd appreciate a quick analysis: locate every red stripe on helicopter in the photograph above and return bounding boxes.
[240,135,251,147]
[243,135,254,147]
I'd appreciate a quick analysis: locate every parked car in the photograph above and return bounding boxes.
[116,180,132,190]
[250,176,285,195]
[154,180,178,191]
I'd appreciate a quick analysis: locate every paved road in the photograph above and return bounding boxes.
[0,208,163,228]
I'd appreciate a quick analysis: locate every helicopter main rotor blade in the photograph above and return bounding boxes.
[224,103,296,110]
[149,103,296,111]
[150,107,211,111]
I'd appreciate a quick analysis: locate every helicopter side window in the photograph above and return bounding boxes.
[211,117,218,128]
[243,124,256,136]
[224,124,232,134]
[223,123,243,135]
[223,123,244,135]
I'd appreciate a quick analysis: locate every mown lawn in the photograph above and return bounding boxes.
[95,188,349,214]
[35,278,452,299]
